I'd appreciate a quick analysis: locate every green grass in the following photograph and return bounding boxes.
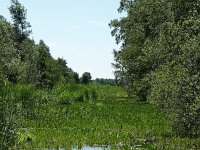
[19,97,200,149]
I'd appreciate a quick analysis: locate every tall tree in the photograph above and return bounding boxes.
[0,16,19,83]
[81,72,92,84]
[9,0,31,59]
[110,0,172,100]
[36,40,52,88]
[73,72,80,84]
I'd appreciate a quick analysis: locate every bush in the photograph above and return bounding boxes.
[148,64,200,137]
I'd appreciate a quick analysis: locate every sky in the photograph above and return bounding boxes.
[1,0,124,79]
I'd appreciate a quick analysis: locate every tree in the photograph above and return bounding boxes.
[73,72,80,84]
[55,58,75,84]
[9,0,31,60]
[110,0,172,100]
[81,72,92,84]
[111,50,126,87]
[35,40,54,88]
[0,16,20,83]
[95,78,117,86]
[17,39,38,83]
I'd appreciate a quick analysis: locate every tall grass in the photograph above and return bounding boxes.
[0,80,49,149]
[0,77,20,149]
[52,83,127,104]
[2,82,199,149]
[16,83,200,149]
[20,98,200,149]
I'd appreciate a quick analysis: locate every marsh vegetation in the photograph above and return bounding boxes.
[1,0,200,149]
[1,83,200,149]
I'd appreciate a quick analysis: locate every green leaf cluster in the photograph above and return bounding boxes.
[111,0,200,137]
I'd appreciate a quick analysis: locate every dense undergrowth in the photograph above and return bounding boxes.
[20,96,200,149]
[0,81,128,149]
[1,81,200,149]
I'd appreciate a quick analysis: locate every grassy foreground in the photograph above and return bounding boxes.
[19,96,200,149]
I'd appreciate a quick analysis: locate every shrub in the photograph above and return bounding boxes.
[148,64,200,137]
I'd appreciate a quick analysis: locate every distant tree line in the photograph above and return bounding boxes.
[110,0,200,137]
[94,78,117,86]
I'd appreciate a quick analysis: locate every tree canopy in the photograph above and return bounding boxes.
[111,0,200,137]
[0,0,80,88]
[81,72,92,84]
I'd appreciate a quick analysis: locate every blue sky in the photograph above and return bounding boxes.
[1,0,124,79]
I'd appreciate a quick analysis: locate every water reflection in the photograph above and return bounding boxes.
[46,145,110,150]
[72,145,110,150]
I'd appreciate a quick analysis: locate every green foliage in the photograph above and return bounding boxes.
[111,0,200,137]
[149,64,200,138]
[0,16,20,83]
[81,72,92,84]
[1,1,77,88]
[17,39,39,83]
[9,0,31,45]
[94,84,127,99]
[13,84,40,119]
[57,92,72,105]
[20,97,200,149]
[0,75,20,149]
[73,72,80,84]
[91,89,98,100]
[94,78,117,86]
[52,83,127,105]
[147,9,200,137]
[35,41,76,88]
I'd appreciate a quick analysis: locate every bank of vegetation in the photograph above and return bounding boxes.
[0,0,200,149]
[110,0,200,138]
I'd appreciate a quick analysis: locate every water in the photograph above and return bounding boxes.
[46,145,110,150]
[72,145,110,150]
